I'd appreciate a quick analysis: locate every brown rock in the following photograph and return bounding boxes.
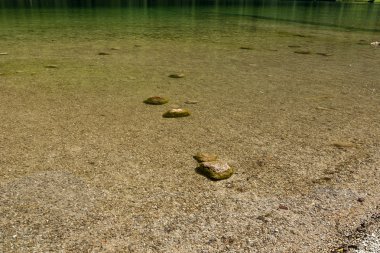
[162,108,190,118]
[193,153,218,163]
[168,73,185,78]
[197,160,234,180]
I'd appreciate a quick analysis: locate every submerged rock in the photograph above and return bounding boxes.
[193,153,218,163]
[0,52,8,55]
[294,50,311,55]
[44,65,58,69]
[144,96,169,105]
[162,108,190,118]
[316,52,333,57]
[197,160,234,180]
[332,142,355,149]
[168,73,185,78]
[184,100,198,104]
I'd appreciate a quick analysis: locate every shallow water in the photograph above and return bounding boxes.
[1,1,380,252]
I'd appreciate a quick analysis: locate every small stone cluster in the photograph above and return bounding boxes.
[144,75,234,181]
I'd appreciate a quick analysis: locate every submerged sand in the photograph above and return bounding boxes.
[0,18,379,252]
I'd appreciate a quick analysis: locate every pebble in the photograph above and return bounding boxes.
[197,160,234,180]
[44,65,58,69]
[332,142,355,149]
[168,73,185,78]
[193,153,218,163]
[162,108,190,118]
[144,96,169,105]
[0,52,8,55]
[316,52,333,57]
[278,204,289,210]
[294,50,311,55]
[185,100,198,104]
[357,197,365,203]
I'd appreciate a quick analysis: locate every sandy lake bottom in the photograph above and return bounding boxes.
[0,7,380,252]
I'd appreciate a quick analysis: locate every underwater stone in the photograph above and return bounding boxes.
[144,96,169,105]
[162,108,190,118]
[197,161,234,180]
[168,73,185,78]
[294,50,311,55]
[316,52,333,57]
[185,100,198,104]
[44,65,58,69]
[193,153,218,163]
[0,52,8,55]
[332,142,354,149]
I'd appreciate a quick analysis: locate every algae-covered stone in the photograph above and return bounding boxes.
[144,96,169,105]
[163,108,190,118]
[193,153,218,163]
[168,73,185,78]
[197,161,234,180]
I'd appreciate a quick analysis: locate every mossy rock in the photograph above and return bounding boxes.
[197,161,234,180]
[144,96,169,105]
[193,153,218,163]
[168,73,185,78]
[162,108,190,118]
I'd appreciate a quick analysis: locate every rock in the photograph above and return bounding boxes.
[332,142,355,149]
[357,197,365,203]
[370,41,379,46]
[240,47,253,50]
[184,100,198,104]
[316,52,333,57]
[193,153,218,163]
[168,73,185,78]
[278,204,289,210]
[44,65,58,69]
[197,160,234,180]
[144,96,169,105]
[110,47,120,50]
[98,52,110,55]
[162,108,190,118]
[0,52,8,55]
[294,50,311,55]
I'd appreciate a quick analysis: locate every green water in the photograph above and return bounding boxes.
[1,1,380,41]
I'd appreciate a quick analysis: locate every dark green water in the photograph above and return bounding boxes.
[1,0,380,33]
